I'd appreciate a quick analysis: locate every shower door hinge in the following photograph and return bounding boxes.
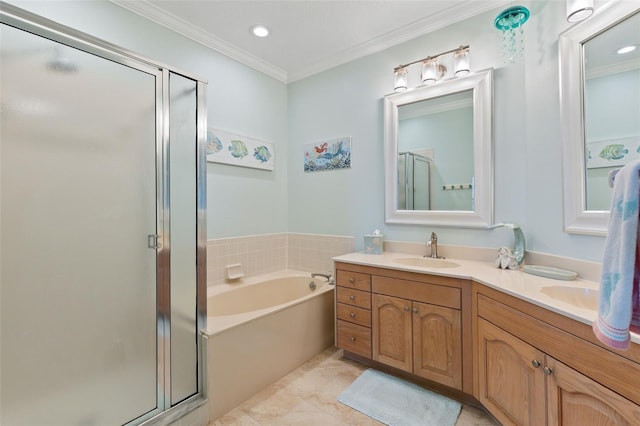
[148,234,162,250]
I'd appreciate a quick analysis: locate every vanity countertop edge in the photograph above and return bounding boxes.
[333,251,639,346]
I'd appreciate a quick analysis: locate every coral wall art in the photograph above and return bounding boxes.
[304,137,351,172]
[206,128,274,171]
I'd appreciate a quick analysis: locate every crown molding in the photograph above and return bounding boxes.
[111,0,507,84]
[287,0,508,82]
[109,0,288,83]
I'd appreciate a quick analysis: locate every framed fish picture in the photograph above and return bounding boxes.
[304,137,351,172]
[586,137,640,169]
[206,128,275,171]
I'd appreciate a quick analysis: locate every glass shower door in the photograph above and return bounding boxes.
[1,22,161,425]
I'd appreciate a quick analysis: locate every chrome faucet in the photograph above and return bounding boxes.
[425,232,444,259]
[311,272,334,285]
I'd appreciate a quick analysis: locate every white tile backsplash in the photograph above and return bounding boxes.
[207,233,354,287]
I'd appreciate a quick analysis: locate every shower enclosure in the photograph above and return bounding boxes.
[0,4,207,425]
[398,152,432,210]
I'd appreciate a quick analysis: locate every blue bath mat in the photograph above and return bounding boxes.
[338,369,461,426]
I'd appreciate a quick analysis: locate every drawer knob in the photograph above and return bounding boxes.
[349,295,355,301]
[531,360,541,368]
[349,312,356,318]
[404,306,410,311]
[412,307,418,314]
[349,336,356,342]
[543,366,553,376]
[349,277,355,283]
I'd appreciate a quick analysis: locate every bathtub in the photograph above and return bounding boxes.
[204,270,335,421]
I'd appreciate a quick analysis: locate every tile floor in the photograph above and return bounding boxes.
[211,347,500,425]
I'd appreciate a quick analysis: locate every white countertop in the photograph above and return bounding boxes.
[333,251,639,346]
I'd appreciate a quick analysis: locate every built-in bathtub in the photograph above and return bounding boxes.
[204,270,335,421]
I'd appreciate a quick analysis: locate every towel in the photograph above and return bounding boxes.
[593,159,640,350]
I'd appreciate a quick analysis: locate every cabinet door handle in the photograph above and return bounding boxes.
[349,277,355,283]
[349,336,356,342]
[349,295,355,301]
[349,312,356,318]
[412,307,418,314]
[532,360,541,368]
[404,306,410,311]
[543,366,553,376]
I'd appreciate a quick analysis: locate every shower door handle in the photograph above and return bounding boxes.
[148,234,162,250]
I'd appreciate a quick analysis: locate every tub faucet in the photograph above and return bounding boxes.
[311,273,334,285]
[425,232,445,259]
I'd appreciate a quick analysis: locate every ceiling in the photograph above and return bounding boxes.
[111,0,507,83]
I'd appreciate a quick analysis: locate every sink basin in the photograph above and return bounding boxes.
[394,257,460,268]
[539,286,599,311]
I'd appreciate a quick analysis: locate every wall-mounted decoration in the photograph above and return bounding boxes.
[304,136,351,172]
[206,128,274,171]
[586,137,640,169]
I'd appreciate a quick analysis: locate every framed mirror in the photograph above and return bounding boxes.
[383,68,493,227]
[560,2,640,235]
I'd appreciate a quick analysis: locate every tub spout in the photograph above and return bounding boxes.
[311,273,334,285]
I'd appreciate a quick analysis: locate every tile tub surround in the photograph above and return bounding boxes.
[332,251,639,346]
[211,347,499,426]
[207,233,355,286]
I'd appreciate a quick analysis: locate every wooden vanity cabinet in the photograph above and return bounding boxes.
[475,284,640,426]
[372,275,464,390]
[335,265,372,358]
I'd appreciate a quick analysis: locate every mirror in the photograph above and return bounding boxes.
[560,2,640,235]
[384,69,493,227]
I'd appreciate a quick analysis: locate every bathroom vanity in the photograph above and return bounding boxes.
[334,253,640,425]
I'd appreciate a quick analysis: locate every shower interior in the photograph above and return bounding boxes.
[398,151,432,210]
[0,4,207,425]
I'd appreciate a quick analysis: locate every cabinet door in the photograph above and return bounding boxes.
[372,294,412,372]
[413,302,462,389]
[546,357,640,426]
[477,318,546,426]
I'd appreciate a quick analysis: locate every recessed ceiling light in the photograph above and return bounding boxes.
[250,25,270,38]
[617,45,637,55]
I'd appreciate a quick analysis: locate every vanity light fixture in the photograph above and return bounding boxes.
[566,0,594,23]
[393,45,470,92]
[250,24,270,37]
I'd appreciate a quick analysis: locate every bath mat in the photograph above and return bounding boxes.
[337,369,461,426]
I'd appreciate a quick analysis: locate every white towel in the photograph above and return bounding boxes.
[593,159,640,350]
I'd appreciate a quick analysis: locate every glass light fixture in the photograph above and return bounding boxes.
[453,48,470,76]
[494,6,530,64]
[393,44,469,91]
[566,0,594,23]
[393,67,408,92]
[421,59,438,85]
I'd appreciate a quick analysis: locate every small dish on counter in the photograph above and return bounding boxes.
[522,264,578,281]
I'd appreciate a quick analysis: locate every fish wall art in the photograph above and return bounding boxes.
[206,128,275,171]
[586,137,640,169]
[304,137,351,172]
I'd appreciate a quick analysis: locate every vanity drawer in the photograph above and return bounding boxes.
[337,303,371,327]
[337,319,371,358]
[337,287,371,309]
[372,276,461,309]
[336,270,371,291]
